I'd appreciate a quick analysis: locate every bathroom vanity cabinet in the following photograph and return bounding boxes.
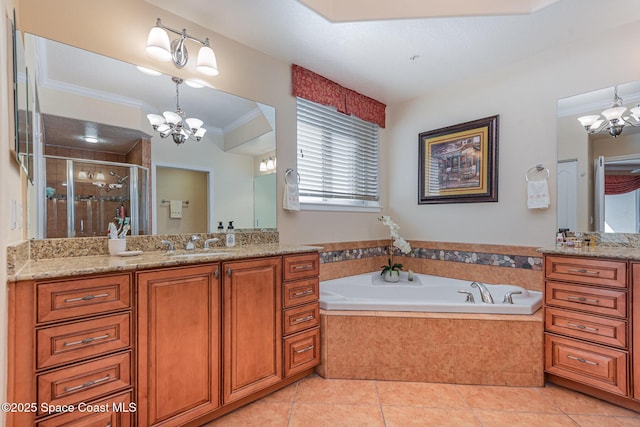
[7,250,320,427]
[543,254,640,411]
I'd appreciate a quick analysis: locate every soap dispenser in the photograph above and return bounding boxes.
[225,221,236,247]
[217,221,224,232]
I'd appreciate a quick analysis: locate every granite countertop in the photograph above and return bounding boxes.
[9,243,322,282]
[537,245,640,261]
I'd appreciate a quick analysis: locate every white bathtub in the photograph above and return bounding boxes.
[320,272,542,315]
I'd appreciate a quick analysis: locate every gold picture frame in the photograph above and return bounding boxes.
[418,115,499,204]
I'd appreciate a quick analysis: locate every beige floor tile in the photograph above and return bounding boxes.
[382,406,481,427]
[203,401,292,426]
[540,384,640,417]
[569,414,640,426]
[456,384,560,413]
[474,410,579,427]
[289,403,384,427]
[295,376,378,405]
[376,381,468,408]
[261,382,298,403]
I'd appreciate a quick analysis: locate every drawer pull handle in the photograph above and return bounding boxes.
[294,315,314,323]
[64,333,110,347]
[295,345,315,354]
[64,374,110,393]
[566,322,598,332]
[293,289,313,297]
[567,355,598,366]
[293,264,313,270]
[567,295,599,304]
[567,268,600,275]
[64,293,110,303]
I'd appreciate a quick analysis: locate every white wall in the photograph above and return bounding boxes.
[387,19,640,247]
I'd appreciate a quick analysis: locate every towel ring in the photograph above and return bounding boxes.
[285,168,300,184]
[525,164,550,182]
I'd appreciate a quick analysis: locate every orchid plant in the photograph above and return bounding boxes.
[378,216,411,278]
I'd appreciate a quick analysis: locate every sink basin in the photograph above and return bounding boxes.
[169,251,233,259]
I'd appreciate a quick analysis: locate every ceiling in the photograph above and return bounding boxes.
[145,0,640,105]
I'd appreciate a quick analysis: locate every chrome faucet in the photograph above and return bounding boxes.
[204,238,220,249]
[470,282,494,304]
[503,290,522,304]
[186,235,201,250]
[160,239,174,252]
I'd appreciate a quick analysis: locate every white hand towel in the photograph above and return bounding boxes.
[527,179,550,209]
[170,200,183,218]
[283,181,300,211]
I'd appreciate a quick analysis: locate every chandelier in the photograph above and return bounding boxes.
[147,77,206,145]
[577,87,640,138]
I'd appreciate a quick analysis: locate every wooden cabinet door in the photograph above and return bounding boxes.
[137,264,221,427]
[223,257,282,404]
[633,263,640,401]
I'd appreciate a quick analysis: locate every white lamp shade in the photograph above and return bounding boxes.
[577,115,599,128]
[602,106,627,121]
[266,158,275,170]
[96,172,106,181]
[157,123,170,133]
[146,27,172,62]
[591,119,604,130]
[163,111,182,125]
[259,161,267,172]
[195,127,207,138]
[630,106,640,120]
[196,45,219,76]
[185,118,203,130]
[78,171,88,179]
[147,113,165,127]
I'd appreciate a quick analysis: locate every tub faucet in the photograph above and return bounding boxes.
[204,238,220,249]
[186,235,201,250]
[470,282,494,304]
[503,290,522,304]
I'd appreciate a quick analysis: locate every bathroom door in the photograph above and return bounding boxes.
[557,160,577,232]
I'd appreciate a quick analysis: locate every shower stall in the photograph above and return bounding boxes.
[42,156,149,238]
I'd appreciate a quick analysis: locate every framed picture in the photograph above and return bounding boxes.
[418,115,498,204]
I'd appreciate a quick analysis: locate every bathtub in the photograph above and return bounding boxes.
[320,272,542,315]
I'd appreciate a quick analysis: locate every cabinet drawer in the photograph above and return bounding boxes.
[283,253,319,281]
[545,256,626,288]
[283,303,320,336]
[284,327,320,378]
[37,274,131,323]
[545,281,627,318]
[545,334,627,396]
[283,278,319,308]
[545,307,627,348]
[36,391,132,427]
[37,351,131,415]
[36,313,131,369]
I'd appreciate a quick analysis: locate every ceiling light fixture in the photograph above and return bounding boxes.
[84,136,98,143]
[578,87,640,138]
[146,18,219,76]
[147,77,206,145]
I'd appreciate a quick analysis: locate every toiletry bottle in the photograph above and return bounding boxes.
[226,221,236,247]
[217,221,224,232]
[556,232,563,247]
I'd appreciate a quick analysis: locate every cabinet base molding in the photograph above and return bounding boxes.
[181,369,316,427]
[546,374,640,413]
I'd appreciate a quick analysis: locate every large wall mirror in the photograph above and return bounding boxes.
[557,80,640,234]
[23,33,277,239]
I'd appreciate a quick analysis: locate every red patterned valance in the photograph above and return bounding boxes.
[605,175,640,195]
[292,64,386,128]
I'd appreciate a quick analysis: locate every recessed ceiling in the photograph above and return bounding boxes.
[298,0,561,22]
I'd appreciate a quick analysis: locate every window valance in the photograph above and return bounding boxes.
[292,64,386,128]
[604,174,640,195]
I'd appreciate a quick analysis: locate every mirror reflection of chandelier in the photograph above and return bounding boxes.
[147,77,206,145]
[578,87,640,138]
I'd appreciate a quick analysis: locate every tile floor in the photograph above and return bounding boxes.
[203,375,640,427]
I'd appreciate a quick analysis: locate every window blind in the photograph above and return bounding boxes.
[296,98,379,206]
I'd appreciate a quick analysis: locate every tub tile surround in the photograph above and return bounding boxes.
[317,240,544,291]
